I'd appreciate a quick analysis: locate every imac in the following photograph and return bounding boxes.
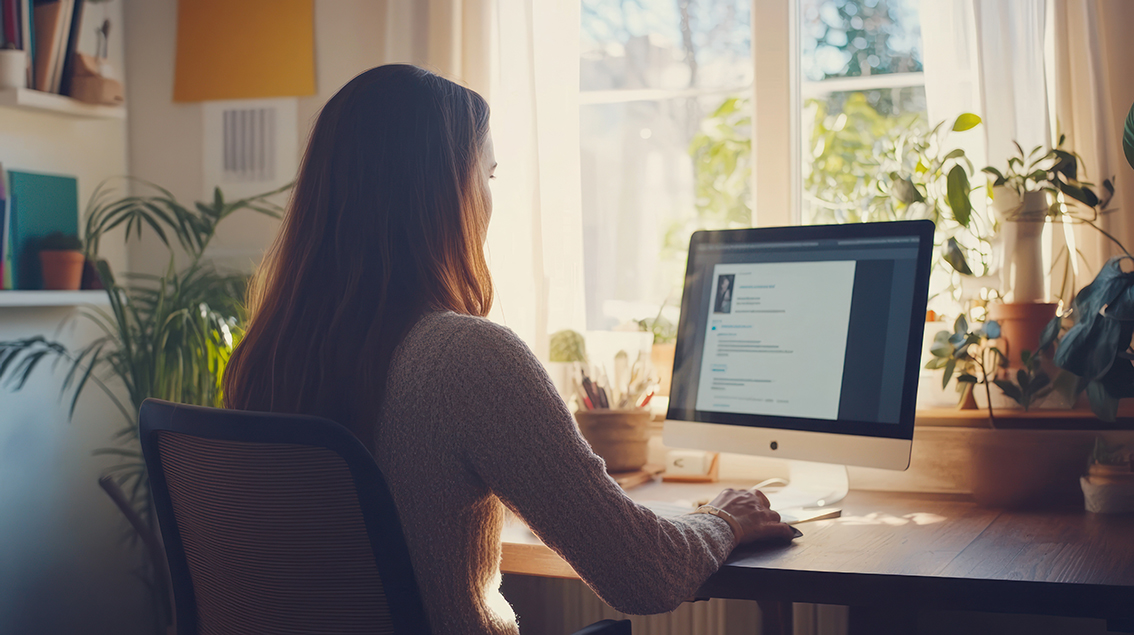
[664,220,934,511]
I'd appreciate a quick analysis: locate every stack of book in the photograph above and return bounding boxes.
[0,0,85,95]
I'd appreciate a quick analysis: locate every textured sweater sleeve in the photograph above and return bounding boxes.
[446,318,737,615]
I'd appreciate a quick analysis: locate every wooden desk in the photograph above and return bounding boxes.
[501,483,1134,632]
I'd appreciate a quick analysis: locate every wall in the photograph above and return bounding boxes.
[124,0,388,277]
[0,2,153,633]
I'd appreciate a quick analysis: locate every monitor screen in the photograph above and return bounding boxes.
[667,220,934,441]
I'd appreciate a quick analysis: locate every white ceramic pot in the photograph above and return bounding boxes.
[0,50,27,89]
[991,187,1048,303]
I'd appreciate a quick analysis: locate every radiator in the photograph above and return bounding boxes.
[503,574,847,635]
[556,580,738,635]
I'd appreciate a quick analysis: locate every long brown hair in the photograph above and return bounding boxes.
[224,65,493,445]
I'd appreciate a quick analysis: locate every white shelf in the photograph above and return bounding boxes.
[0,88,125,120]
[0,290,109,307]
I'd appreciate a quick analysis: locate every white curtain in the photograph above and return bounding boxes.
[382,0,588,359]
[920,0,1134,297]
[1049,0,1134,274]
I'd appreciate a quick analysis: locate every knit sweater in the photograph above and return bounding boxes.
[374,312,738,635]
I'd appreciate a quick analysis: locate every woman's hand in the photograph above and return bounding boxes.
[707,488,796,544]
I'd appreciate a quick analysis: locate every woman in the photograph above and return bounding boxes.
[224,64,793,635]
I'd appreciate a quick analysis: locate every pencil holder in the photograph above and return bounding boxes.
[575,409,651,473]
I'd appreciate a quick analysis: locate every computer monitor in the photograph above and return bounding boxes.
[664,220,934,481]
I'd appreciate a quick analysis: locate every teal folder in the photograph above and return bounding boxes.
[8,170,79,290]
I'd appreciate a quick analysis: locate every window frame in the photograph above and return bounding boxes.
[756,0,929,229]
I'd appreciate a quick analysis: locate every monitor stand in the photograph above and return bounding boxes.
[762,460,848,522]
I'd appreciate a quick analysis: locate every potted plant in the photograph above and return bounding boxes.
[981,138,1118,375]
[38,231,85,290]
[924,315,1004,412]
[1047,104,1134,422]
[940,103,1134,508]
[548,329,587,403]
[1081,438,1134,514]
[0,178,289,630]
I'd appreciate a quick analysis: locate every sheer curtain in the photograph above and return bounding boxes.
[1049,0,1134,274]
[920,0,1134,291]
[382,0,587,359]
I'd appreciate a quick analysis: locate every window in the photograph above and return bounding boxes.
[577,0,925,328]
[799,0,927,225]
[579,1,752,329]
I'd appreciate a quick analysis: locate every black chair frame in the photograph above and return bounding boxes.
[139,399,432,635]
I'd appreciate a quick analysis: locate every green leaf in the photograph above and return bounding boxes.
[994,379,1023,404]
[952,113,982,132]
[1123,101,1134,172]
[890,176,925,205]
[943,358,957,389]
[925,357,948,370]
[929,341,954,358]
[943,237,974,275]
[1039,315,1061,351]
[954,314,969,336]
[1017,368,1031,392]
[1057,178,1100,208]
[957,373,979,384]
[984,320,1001,339]
[1087,380,1120,422]
[946,164,973,227]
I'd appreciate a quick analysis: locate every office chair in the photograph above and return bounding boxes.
[139,399,631,635]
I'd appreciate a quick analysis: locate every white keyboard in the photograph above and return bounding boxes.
[640,499,840,525]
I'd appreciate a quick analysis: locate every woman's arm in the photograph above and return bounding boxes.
[448,319,744,614]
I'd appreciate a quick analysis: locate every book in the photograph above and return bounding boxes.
[57,0,81,95]
[1,0,17,48]
[49,0,71,92]
[32,0,62,93]
[0,163,9,290]
[21,0,33,89]
[7,170,79,290]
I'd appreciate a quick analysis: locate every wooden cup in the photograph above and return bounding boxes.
[574,409,652,473]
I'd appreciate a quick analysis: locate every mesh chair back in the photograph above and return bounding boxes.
[140,399,431,635]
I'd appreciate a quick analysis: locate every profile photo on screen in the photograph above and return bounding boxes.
[713,274,734,314]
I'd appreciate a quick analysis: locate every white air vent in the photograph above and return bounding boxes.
[202,98,298,200]
[201,98,300,272]
[222,107,277,183]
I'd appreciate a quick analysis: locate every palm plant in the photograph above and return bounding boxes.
[0,178,288,629]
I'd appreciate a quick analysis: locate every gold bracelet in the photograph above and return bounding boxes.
[692,504,742,539]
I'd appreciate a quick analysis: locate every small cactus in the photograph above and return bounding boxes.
[549,330,587,363]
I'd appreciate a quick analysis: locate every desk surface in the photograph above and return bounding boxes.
[500,482,1134,624]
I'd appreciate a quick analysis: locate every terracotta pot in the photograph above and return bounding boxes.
[575,409,651,472]
[39,250,85,290]
[987,302,1058,368]
[969,429,1095,508]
